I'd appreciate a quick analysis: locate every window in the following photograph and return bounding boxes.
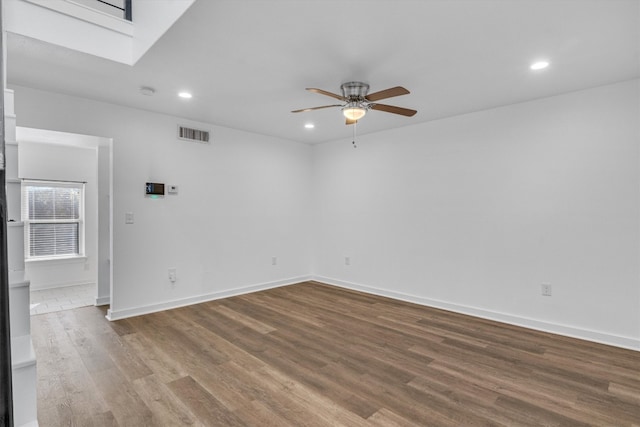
[22,180,85,260]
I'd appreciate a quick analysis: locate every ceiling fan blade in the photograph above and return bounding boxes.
[365,86,410,102]
[307,88,346,101]
[370,103,417,117]
[345,118,357,125]
[291,104,342,113]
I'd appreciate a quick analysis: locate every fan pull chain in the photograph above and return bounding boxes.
[352,120,357,148]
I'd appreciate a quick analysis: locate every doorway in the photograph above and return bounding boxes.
[16,127,113,315]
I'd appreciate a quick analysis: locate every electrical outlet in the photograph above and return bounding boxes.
[541,284,552,296]
[272,256,277,266]
[125,212,134,224]
[168,268,177,283]
[345,256,351,266]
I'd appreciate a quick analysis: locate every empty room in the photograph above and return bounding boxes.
[2,0,639,426]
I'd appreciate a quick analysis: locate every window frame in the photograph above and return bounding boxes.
[22,179,86,261]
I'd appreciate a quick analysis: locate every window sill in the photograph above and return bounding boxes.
[25,256,88,265]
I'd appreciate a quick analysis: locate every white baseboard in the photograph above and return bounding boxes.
[95,295,110,306]
[313,276,640,352]
[106,275,312,321]
[29,281,95,292]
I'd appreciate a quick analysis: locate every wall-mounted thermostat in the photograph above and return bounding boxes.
[168,185,179,195]
[145,182,165,198]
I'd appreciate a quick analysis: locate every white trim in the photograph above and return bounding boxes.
[4,89,15,117]
[23,0,133,36]
[25,255,88,265]
[8,270,29,288]
[95,295,110,306]
[105,275,312,321]
[9,280,30,290]
[313,276,640,352]
[29,280,94,292]
[22,180,86,261]
[11,335,36,370]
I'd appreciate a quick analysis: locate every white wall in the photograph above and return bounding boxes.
[18,138,98,290]
[12,86,313,319]
[313,80,640,349]
[11,80,639,350]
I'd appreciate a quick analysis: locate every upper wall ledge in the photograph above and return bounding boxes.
[23,0,133,36]
[4,0,196,65]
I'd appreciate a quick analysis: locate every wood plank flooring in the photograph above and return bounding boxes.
[31,281,640,426]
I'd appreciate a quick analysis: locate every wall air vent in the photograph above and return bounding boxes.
[177,125,210,143]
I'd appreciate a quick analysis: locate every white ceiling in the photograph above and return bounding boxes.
[7,0,640,144]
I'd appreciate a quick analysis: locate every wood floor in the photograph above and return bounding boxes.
[32,281,639,426]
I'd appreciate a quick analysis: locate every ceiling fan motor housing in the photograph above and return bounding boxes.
[341,82,370,101]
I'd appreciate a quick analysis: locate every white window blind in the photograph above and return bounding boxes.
[22,180,85,259]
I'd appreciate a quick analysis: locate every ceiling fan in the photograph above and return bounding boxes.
[292,81,417,124]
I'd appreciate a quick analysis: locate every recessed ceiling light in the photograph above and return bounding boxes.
[139,86,155,96]
[178,91,193,99]
[530,61,550,70]
[304,123,315,129]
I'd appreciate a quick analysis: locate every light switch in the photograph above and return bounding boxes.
[168,185,179,195]
[125,212,134,224]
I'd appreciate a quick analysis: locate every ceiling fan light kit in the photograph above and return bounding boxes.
[292,81,417,125]
[343,105,367,121]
